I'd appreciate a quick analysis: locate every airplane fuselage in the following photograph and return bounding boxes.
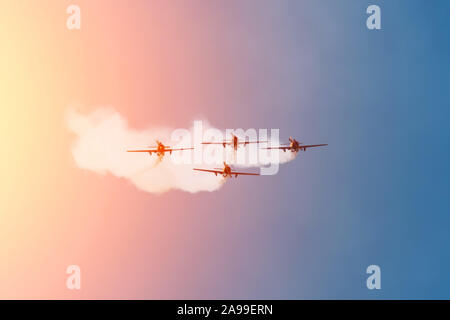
[287,138,305,153]
[291,140,300,152]
[153,143,171,157]
[232,135,238,150]
[223,165,232,177]
[157,144,165,156]
[212,165,233,177]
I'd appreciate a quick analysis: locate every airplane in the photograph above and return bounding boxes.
[202,133,267,151]
[193,162,260,178]
[263,137,328,153]
[127,140,194,158]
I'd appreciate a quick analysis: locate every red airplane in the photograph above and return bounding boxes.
[264,137,328,153]
[202,133,267,151]
[194,162,259,178]
[127,140,193,159]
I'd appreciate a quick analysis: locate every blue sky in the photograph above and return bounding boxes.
[272,0,450,298]
[160,0,450,299]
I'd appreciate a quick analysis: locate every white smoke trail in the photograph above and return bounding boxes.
[66,108,296,194]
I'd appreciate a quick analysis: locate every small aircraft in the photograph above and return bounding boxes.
[202,133,267,151]
[127,140,193,158]
[194,162,260,178]
[264,137,328,153]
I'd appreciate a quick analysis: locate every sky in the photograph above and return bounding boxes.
[0,0,449,299]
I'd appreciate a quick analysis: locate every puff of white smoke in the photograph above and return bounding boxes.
[67,108,296,194]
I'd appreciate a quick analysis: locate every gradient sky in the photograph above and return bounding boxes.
[1,0,450,299]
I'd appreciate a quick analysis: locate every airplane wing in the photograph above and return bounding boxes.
[201,141,231,145]
[165,147,194,152]
[297,143,328,149]
[229,171,260,176]
[193,168,223,174]
[237,140,268,144]
[263,144,328,150]
[127,149,157,152]
[262,146,292,150]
